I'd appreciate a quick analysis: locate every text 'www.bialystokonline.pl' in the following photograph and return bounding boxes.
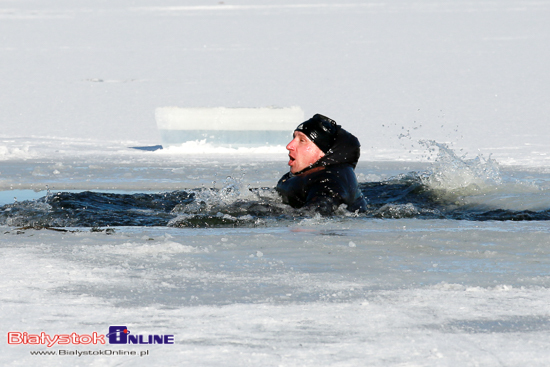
[29,349,150,357]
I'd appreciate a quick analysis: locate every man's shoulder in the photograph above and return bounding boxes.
[278,163,356,188]
[321,163,356,180]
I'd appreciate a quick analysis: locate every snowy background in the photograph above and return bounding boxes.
[1,0,549,163]
[2,0,550,366]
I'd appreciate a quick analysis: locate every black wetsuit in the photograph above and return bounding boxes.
[276,126,367,214]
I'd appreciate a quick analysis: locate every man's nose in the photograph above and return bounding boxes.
[286,139,295,151]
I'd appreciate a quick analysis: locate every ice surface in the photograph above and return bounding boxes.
[156,106,303,147]
[2,0,550,365]
[3,140,550,365]
[3,221,550,366]
[155,106,303,131]
[1,0,550,163]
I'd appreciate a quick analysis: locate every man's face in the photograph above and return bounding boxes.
[286,131,325,174]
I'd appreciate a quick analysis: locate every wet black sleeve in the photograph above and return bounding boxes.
[304,179,347,215]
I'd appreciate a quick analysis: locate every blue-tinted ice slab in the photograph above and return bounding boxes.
[155,106,304,147]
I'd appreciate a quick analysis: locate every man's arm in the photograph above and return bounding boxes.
[304,179,347,215]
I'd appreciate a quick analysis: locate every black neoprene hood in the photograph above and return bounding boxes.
[294,114,339,153]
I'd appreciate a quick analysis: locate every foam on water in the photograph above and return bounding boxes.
[419,140,502,192]
[3,142,550,227]
[417,141,550,212]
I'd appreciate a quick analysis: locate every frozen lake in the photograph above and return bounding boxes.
[2,139,550,366]
[2,0,550,366]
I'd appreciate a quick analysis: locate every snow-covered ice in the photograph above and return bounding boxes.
[3,220,550,366]
[2,0,550,366]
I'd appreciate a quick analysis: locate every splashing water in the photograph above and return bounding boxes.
[168,176,289,227]
[418,140,502,193]
[2,142,550,227]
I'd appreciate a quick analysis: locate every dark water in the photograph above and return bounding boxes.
[2,173,550,228]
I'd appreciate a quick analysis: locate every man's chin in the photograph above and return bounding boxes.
[289,166,302,174]
[288,161,297,174]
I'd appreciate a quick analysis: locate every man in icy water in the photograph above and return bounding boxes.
[276,113,367,214]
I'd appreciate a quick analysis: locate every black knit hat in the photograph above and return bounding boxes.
[295,114,339,153]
